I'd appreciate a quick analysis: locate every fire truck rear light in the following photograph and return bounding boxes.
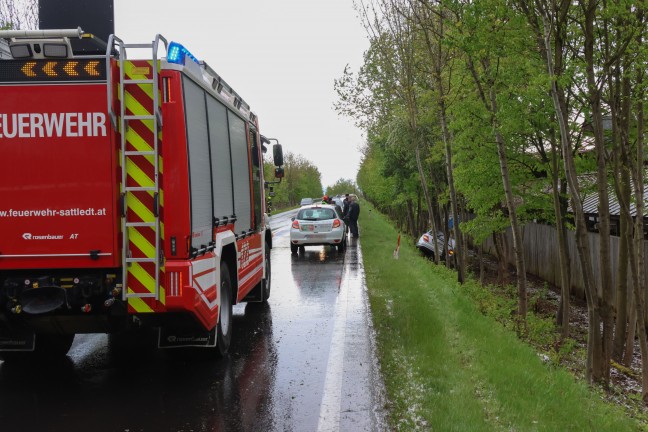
[9,44,32,58]
[169,271,183,297]
[43,43,68,58]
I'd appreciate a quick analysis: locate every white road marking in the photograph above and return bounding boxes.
[317,261,350,432]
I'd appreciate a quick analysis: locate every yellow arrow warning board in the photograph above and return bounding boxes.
[21,62,37,77]
[43,62,57,77]
[63,61,79,76]
[84,61,100,77]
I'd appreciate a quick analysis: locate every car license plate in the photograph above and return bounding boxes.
[301,225,316,232]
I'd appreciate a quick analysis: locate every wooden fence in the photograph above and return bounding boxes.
[482,223,648,298]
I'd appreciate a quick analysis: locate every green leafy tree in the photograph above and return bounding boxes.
[264,152,322,209]
[326,178,357,197]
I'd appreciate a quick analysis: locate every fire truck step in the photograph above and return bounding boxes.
[124,115,155,121]
[124,292,157,299]
[125,221,156,227]
[126,257,157,263]
[123,79,154,85]
[124,152,156,157]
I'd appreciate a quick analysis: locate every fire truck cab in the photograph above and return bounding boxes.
[0,28,284,360]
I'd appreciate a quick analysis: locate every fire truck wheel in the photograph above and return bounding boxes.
[216,262,233,357]
[260,244,271,302]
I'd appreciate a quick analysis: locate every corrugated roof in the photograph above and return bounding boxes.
[571,173,648,217]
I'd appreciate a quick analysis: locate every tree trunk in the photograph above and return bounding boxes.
[538,8,601,383]
[493,232,508,287]
[492,121,527,321]
[415,143,439,264]
[582,0,613,385]
[612,149,632,361]
[623,295,636,367]
[479,245,485,286]
[550,136,571,338]
[433,39,464,281]
[631,45,648,402]
[406,199,416,237]
[465,54,528,321]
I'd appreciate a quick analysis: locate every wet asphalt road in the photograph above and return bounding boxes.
[0,210,387,432]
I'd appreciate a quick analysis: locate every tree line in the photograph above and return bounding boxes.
[264,152,324,208]
[336,0,648,398]
[264,152,358,209]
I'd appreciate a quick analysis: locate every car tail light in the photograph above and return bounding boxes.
[292,220,300,229]
[332,219,341,228]
[423,234,429,242]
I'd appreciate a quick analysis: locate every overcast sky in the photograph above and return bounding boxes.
[114,0,368,190]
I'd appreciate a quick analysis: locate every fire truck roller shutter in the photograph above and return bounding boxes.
[229,113,252,234]
[183,76,214,250]
[206,96,234,222]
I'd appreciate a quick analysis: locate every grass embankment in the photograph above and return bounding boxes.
[359,203,640,431]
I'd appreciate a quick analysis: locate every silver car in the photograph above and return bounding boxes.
[416,230,455,260]
[300,197,314,206]
[290,204,347,253]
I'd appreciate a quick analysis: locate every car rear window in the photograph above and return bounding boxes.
[297,208,337,221]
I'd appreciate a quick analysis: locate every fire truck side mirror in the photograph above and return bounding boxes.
[274,167,285,179]
[273,144,284,167]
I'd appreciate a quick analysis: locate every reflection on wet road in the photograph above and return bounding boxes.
[0,210,386,431]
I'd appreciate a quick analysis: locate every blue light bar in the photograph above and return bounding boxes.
[167,41,199,66]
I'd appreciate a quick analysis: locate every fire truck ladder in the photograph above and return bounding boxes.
[107,34,168,302]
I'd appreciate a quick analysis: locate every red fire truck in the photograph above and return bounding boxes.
[0,28,284,359]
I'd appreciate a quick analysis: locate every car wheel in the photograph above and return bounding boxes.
[290,243,298,254]
[216,262,233,357]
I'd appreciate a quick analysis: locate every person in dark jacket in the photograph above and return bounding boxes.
[342,194,350,218]
[347,195,360,238]
[342,194,350,234]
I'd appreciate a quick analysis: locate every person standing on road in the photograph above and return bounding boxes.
[342,194,350,234]
[342,194,350,218]
[347,195,360,238]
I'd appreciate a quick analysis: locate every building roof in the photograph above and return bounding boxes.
[571,173,648,218]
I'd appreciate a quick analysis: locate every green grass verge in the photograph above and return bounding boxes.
[359,203,640,431]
